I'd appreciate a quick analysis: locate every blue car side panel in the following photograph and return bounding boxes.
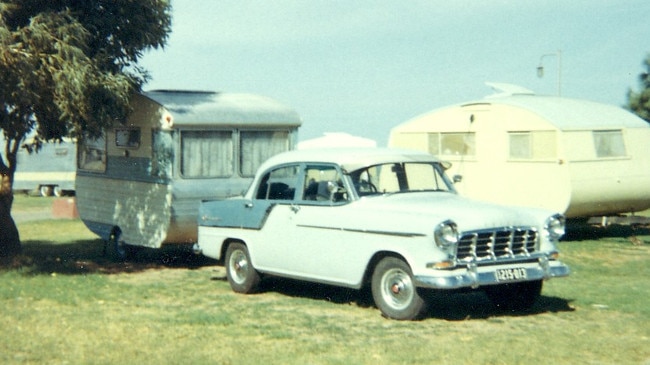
[199,199,275,229]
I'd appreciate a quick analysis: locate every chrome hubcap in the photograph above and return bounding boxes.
[381,268,414,310]
[230,250,248,284]
[391,282,404,294]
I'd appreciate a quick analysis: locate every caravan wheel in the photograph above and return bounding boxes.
[106,230,140,262]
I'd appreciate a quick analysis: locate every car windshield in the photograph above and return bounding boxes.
[349,162,455,196]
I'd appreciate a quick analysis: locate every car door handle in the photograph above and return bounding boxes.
[290,204,300,213]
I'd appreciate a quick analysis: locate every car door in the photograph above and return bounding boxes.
[286,164,367,286]
[247,163,302,272]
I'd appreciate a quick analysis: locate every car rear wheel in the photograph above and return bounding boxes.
[225,242,261,294]
[484,280,543,311]
[371,257,427,320]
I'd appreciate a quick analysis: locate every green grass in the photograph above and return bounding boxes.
[11,193,55,212]
[1,219,649,364]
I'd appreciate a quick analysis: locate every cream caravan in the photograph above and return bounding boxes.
[76,90,301,260]
[389,85,650,219]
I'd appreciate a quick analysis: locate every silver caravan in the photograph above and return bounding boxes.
[76,90,302,260]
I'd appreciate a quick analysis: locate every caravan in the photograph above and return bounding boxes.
[389,85,650,219]
[76,90,301,260]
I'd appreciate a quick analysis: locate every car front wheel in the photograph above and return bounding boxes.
[225,242,261,294]
[371,257,427,320]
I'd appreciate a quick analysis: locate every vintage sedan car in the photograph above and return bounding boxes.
[195,148,570,320]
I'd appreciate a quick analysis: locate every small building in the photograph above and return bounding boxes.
[388,84,650,218]
[76,90,302,259]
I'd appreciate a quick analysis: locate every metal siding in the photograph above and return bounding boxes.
[76,175,173,248]
[106,156,160,183]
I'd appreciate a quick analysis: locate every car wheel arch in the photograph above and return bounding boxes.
[221,238,247,263]
[362,251,410,287]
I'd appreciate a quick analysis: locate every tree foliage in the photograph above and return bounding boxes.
[627,54,650,123]
[0,0,171,257]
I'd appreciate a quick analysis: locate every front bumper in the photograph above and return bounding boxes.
[414,258,570,290]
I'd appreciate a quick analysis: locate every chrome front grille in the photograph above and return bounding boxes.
[456,227,538,262]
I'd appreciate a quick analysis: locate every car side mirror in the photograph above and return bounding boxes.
[453,174,463,183]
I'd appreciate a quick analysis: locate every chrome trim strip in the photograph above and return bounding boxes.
[414,260,570,290]
[296,224,426,237]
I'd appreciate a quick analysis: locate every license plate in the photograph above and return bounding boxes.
[495,267,527,282]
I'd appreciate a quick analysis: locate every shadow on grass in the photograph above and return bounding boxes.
[565,220,650,243]
[422,290,574,321]
[252,277,574,321]
[0,239,218,275]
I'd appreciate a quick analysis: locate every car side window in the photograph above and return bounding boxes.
[302,165,347,202]
[256,165,299,200]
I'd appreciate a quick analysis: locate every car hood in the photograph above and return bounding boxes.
[352,192,554,233]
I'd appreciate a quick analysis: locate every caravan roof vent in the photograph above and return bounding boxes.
[485,82,535,98]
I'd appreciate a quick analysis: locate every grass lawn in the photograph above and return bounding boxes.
[1,216,649,364]
[11,194,55,212]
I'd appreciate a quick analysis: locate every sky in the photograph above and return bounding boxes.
[139,0,650,146]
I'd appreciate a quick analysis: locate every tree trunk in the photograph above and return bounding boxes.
[0,174,21,258]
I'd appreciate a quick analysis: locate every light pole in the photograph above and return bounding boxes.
[537,50,562,96]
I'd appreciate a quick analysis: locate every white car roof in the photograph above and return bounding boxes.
[260,147,442,173]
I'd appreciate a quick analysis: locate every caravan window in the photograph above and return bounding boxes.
[509,133,531,159]
[240,131,289,177]
[428,132,475,157]
[78,134,107,172]
[180,130,234,178]
[115,128,141,148]
[593,130,626,158]
[152,130,173,179]
[509,131,556,160]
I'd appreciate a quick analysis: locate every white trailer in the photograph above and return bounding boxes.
[389,84,650,220]
[2,137,76,197]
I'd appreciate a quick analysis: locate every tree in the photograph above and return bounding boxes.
[0,0,171,257]
[628,54,650,123]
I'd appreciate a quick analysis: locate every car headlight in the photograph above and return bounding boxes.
[434,220,459,248]
[544,214,566,241]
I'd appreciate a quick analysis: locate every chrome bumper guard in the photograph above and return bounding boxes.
[414,258,570,290]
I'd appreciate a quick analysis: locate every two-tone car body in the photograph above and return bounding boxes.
[195,148,570,320]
